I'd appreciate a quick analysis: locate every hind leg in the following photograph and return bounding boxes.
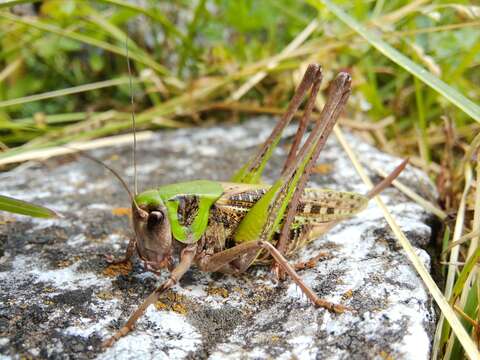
[197,240,348,312]
[231,64,323,184]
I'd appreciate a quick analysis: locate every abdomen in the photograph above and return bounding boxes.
[207,183,368,262]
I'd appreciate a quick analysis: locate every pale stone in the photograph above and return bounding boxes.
[0,119,436,359]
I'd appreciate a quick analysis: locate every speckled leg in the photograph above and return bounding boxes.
[230,64,322,184]
[272,73,352,279]
[197,240,348,313]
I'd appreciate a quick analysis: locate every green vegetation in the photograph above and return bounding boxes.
[0,194,59,218]
[1,0,480,358]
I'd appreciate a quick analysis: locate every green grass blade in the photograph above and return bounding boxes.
[451,283,478,360]
[451,244,480,303]
[310,0,480,122]
[0,194,60,218]
[0,77,139,108]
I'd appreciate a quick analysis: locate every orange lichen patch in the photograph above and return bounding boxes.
[172,303,188,315]
[97,291,114,300]
[154,291,188,315]
[56,260,72,268]
[271,336,280,343]
[206,286,229,298]
[166,291,186,303]
[43,287,55,293]
[155,301,169,311]
[311,163,333,174]
[102,261,132,277]
[112,207,131,217]
[379,350,394,360]
[342,289,353,300]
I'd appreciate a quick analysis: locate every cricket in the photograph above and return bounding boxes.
[92,61,408,348]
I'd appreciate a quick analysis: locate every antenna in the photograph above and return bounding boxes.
[64,146,144,214]
[125,36,138,195]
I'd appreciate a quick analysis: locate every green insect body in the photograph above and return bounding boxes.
[135,180,368,266]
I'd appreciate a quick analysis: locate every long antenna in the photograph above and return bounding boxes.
[64,146,143,214]
[125,36,138,195]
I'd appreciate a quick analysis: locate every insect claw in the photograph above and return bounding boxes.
[102,324,133,349]
[313,298,351,314]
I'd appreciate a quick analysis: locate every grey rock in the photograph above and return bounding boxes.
[0,118,437,359]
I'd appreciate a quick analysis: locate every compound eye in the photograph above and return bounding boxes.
[147,210,164,229]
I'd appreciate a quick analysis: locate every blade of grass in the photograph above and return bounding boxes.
[0,131,153,166]
[441,227,452,278]
[446,148,480,358]
[0,77,141,108]
[445,254,480,359]
[0,77,227,159]
[442,231,480,256]
[450,248,480,311]
[372,166,447,219]
[310,0,480,122]
[0,56,22,83]
[414,77,430,165]
[13,112,105,125]
[333,124,480,360]
[433,162,473,359]
[0,194,60,218]
[450,285,479,359]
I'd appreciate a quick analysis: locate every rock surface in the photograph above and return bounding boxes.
[0,119,437,359]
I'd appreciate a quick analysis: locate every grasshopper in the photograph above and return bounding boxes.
[99,64,407,348]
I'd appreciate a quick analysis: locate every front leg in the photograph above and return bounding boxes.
[102,243,197,348]
[105,237,136,265]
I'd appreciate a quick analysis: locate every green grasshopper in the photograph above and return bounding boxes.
[99,64,407,348]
